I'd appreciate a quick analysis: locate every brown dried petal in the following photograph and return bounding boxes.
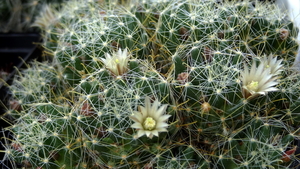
[9,100,22,111]
[11,143,23,152]
[279,28,289,40]
[204,46,213,62]
[95,127,107,138]
[177,72,189,84]
[22,160,32,167]
[111,41,121,50]
[50,151,60,161]
[179,27,189,41]
[81,102,95,116]
[217,32,224,39]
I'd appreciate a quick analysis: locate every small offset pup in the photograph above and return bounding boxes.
[275,0,300,68]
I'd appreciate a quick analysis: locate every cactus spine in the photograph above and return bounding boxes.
[1,0,300,168]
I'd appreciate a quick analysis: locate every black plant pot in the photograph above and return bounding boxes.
[0,33,41,86]
[0,33,41,169]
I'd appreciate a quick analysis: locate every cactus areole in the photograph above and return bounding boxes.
[2,0,300,168]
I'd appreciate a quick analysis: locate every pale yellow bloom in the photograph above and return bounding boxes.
[260,55,283,75]
[130,97,170,139]
[101,48,130,76]
[32,5,57,29]
[241,59,281,98]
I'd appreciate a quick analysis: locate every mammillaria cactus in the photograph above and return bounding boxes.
[1,0,300,168]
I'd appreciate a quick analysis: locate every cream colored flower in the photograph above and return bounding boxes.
[32,5,57,29]
[130,96,171,139]
[241,60,280,98]
[101,48,130,76]
[260,55,283,75]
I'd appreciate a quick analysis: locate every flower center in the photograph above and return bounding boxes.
[143,117,156,130]
[247,81,259,92]
[115,58,120,63]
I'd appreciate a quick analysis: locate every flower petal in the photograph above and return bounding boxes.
[156,127,168,132]
[145,130,152,138]
[139,106,148,119]
[156,122,169,129]
[241,57,282,98]
[151,130,159,137]
[131,122,143,129]
[152,104,168,120]
[137,130,145,138]
[156,114,171,123]
[150,99,160,115]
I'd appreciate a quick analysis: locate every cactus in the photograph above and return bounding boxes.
[1,0,300,168]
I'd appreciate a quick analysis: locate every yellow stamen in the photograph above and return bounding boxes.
[144,117,156,130]
[247,81,259,92]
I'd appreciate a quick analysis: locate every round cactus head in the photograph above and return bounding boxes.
[2,0,300,168]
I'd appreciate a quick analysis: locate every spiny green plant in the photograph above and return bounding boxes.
[1,0,300,168]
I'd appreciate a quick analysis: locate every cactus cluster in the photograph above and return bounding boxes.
[1,0,300,168]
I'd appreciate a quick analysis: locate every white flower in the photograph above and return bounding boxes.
[130,96,171,139]
[101,48,130,76]
[260,55,283,75]
[241,60,280,98]
[32,5,57,29]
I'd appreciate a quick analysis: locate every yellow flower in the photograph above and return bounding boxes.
[101,48,130,76]
[130,96,170,139]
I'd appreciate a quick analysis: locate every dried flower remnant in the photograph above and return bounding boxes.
[111,41,121,50]
[177,72,189,84]
[22,160,32,168]
[80,102,95,116]
[281,147,297,162]
[94,126,108,138]
[11,142,23,152]
[49,151,60,161]
[217,32,224,39]
[279,28,289,40]
[9,100,22,111]
[179,27,189,41]
[203,46,213,62]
